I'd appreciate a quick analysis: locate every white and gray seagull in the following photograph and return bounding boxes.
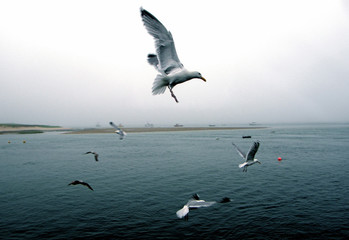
[109,122,127,140]
[140,8,206,103]
[176,193,230,219]
[232,141,261,172]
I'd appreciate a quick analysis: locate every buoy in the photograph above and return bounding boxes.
[23,140,26,144]
[278,157,282,161]
[8,141,11,144]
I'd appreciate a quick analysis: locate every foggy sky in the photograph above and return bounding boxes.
[1,0,348,127]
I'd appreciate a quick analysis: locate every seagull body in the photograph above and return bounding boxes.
[68,180,94,191]
[176,194,230,219]
[84,151,99,161]
[232,141,261,172]
[140,8,206,103]
[109,122,127,140]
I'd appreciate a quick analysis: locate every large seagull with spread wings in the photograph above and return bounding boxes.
[140,8,206,103]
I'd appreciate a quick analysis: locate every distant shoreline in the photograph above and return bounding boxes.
[66,126,266,134]
[0,124,69,135]
[0,124,266,135]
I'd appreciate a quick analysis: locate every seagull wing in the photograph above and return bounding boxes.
[109,122,121,131]
[246,141,260,161]
[94,154,99,161]
[81,182,94,191]
[187,200,216,208]
[232,142,246,159]
[176,205,189,219]
[140,8,184,75]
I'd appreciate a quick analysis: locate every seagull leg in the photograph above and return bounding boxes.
[168,86,179,103]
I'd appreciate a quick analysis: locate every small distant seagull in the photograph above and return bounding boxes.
[232,141,261,172]
[140,8,206,103]
[84,151,99,161]
[68,180,94,191]
[109,122,127,140]
[176,194,230,219]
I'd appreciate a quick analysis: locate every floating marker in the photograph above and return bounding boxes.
[278,157,282,161]
[23,140,26,144]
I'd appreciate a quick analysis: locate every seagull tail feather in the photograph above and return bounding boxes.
[152,75,168,95]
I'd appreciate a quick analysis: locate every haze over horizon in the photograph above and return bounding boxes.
[1,0,348,127]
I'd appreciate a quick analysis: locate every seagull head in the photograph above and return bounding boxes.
[192,71,206,82]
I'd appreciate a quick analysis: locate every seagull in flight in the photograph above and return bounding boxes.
[109,122,126,140]
[176,194,230,219]
[232,141,261,172]
[140,8,206,103]
[68,180,94,191]
[84,151,99,161]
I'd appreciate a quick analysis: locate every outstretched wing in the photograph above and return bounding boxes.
[187,200,216,208]
[82,182,94,191]
[246,141,260,160]
[140,8,184,74]
[109,121,120,131]
[232,142,246,159]
[176,205,189,219]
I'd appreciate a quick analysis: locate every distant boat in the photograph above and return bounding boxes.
[242,136,252,139]
[174,124,183,127]
[145,122,154,128]
[209,124,216,127]
[249,122,257,126]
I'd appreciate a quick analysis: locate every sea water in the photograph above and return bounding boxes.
[0,124,348,239]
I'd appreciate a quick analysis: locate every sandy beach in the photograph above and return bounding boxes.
[0,124,265,135]
[67,126,265,134]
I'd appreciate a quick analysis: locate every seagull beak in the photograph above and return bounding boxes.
[201,77,206,82]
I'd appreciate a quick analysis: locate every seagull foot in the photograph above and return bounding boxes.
[169,87,179,103]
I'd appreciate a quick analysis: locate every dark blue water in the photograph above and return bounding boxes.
[1,124,348,239]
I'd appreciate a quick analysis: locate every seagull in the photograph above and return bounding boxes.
[68,180,94,191]
[84,151,99,161]
[140,8,206,103]
[232,141,261,172]
[176,194,230,219]
[109,122,127,140]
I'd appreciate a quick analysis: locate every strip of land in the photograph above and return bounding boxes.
[67,126,265,134]
[0,124,68,134]
[0,123,265,135]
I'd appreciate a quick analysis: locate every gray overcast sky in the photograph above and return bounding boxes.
[1,0,348,127]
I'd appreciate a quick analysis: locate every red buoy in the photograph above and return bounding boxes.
[278,157,282,161]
